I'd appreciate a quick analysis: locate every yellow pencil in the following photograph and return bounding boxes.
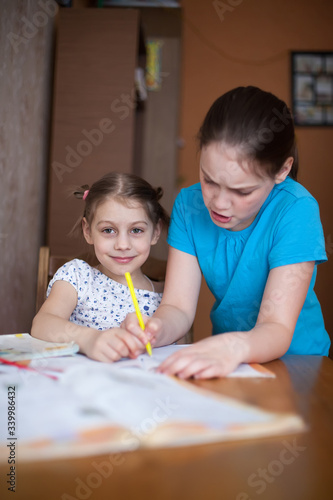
[125,272,152,357]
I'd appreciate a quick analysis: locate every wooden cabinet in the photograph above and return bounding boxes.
[47,8,141,255]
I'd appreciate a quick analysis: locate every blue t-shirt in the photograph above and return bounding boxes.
[167,177,330,355]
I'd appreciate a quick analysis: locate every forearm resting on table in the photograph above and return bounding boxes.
[150,303,193,347]
[31,312,98,352]
[236,322,293,364]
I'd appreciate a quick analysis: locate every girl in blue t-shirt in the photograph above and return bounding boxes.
[124,86,330,378]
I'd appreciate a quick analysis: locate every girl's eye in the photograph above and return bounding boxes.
[237,191,253,196]
[131,228,143,234]
[102,228,115,234]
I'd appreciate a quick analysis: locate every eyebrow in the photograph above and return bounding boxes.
[96,220,149,226]
[200,166,260,191]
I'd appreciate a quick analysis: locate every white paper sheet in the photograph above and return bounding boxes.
[111,344,275,378]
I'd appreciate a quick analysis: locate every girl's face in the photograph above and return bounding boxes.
[82,198,160,283]
[200,143,290,232]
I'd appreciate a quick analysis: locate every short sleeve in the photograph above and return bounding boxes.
[269,196,327,269]
[167,190,197,256]
[46,259,88,298]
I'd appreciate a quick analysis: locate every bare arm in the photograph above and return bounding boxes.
[31,281,146,362]
[32,281,85,343]
[242,261,315,362]
[157,261,315,379]
[123,247,202,346]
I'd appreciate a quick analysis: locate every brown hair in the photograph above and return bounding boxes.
[197,86,298,180]
[73,172,170,232]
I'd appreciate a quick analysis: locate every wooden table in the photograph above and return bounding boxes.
[2,355,333,500]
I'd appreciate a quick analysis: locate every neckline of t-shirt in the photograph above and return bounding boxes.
[218,221,254,239]
[92,265,160,294]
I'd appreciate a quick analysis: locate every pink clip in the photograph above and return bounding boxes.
[83,190,89,200]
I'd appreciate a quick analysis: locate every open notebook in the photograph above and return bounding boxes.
[0,333,79,361]
[0,344,305,462]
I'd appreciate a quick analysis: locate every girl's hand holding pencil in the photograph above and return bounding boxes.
[81,327,147,363]
[121,313,157,349]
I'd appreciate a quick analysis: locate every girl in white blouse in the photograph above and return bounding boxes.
[31,172,169,362]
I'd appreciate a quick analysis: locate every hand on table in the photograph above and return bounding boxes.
[156,333,245,379]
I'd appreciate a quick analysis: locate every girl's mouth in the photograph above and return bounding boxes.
[211,211,232,224]
[112,257,135,264]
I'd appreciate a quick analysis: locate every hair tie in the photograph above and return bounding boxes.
[83,190,89,201]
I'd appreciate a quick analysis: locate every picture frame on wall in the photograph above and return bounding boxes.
[291,51,333,126]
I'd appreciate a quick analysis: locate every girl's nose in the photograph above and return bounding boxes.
[214,189,231,210]
[114,233,131,250]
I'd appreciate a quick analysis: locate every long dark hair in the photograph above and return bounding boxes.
[197,86,298,180]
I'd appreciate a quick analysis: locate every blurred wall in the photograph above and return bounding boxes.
[0,0,55,333]
[178,0,333,348]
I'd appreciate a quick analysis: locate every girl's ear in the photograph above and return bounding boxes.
[82,217,93,245]
[151,220,162,246]
[275,157,293,184]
